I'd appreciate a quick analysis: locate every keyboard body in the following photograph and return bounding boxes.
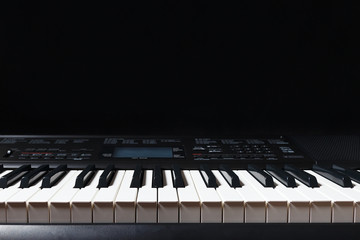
[1,135,360,240]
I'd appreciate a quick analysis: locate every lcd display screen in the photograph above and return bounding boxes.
[113,147,173,158]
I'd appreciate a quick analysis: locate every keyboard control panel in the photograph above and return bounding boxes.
[0,135,312,168]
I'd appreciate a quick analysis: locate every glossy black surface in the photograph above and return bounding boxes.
[284,164,318,188]
[130,165,144,188]
[0,165,31,188]
[332,164,360,184]
[247,164,274,188]
[152,166,163,188]
[97,165,115,188]
[171,165,185,188]
[74,165,95,188]
[20,164,49,188]
[219,164,241,188]
[41,165,67,188]
[199,164,218,188]
[266,164,296,187]
[313,164,353,188]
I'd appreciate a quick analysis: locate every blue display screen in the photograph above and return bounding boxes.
[113,147,173,158]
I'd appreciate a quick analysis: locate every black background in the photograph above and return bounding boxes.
[1,1,359,135]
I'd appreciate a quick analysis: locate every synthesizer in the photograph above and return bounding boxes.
[0,135,360,240]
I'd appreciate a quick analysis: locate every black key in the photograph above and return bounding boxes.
[74,165,96,188]
[97,165,115,188]
[130,165,143,188]
[172,164,185,188]
[152,166,163,188]
[0,164,3,172]
[219,164,241,188]
[199,164,218,188]
[332,164,360,184]
[20,165,49,188]
[284,164,318,188]
[247,164,274,188]
[41,165,68,188]
[266,164,296,188]
[313,164,352,188]
[0,165,31,188]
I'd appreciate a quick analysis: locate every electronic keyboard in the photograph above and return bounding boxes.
[1,135,360,240]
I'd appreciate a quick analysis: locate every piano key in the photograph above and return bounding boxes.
[71,170,103,223]
[97,165,115,188]
[158,170,179,223]
[74,164,96,188]
[115,170,138,223]
[6,180,43,223]
[152,165,163,188]
[315,174,360,223]
[0,165,31,188]
[294,179,332,223]
[313,164,352,188]
[48,171,81,223]
[41,165,67,188]
[20,164,49,188]
[309,170,360,222]
[284,164,318,188]
[270,178,310,222]
[219,164,241,188]
[212,170,244,223]
[177,170,201,223]
[92,170,125,223]
[27,170,77,223]
[266,164,296,188]
[234,170,266,223]
[238,170,288,223]
[190,170,222,223]
[247,164,274,188]
[172,164,185,188]
[199,165,218,188]
[332,164,360,184]
[130,165,143,188]
[136,170,157,223]
[350,179,360,222]
[0,170,20,223]
[306,170,354,223]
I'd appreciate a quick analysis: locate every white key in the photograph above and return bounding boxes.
[92,170,125,223]
[177,170,200,223]
[48,170,81,223]
[158,170,178,223]
[212,170,244,223]
[237,170,288,223]
[6,180,42,223]
[136,170,157,223]
[71,170,103,223]
[294,178,332,223]
[190,170,222,223]
[308,170,355,223]
[234,170,266,223]
[269,177,310,223]
[351,179,360,222]
[0,170,18,223]
[115,170,138,223]
[27,170,78,223]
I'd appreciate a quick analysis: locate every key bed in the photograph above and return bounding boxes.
[0,163,360,224]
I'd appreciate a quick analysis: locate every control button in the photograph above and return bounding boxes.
[3,149,13,158]
[193,146,206,151]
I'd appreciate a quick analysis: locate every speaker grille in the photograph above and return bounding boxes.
[291,136,360,163]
